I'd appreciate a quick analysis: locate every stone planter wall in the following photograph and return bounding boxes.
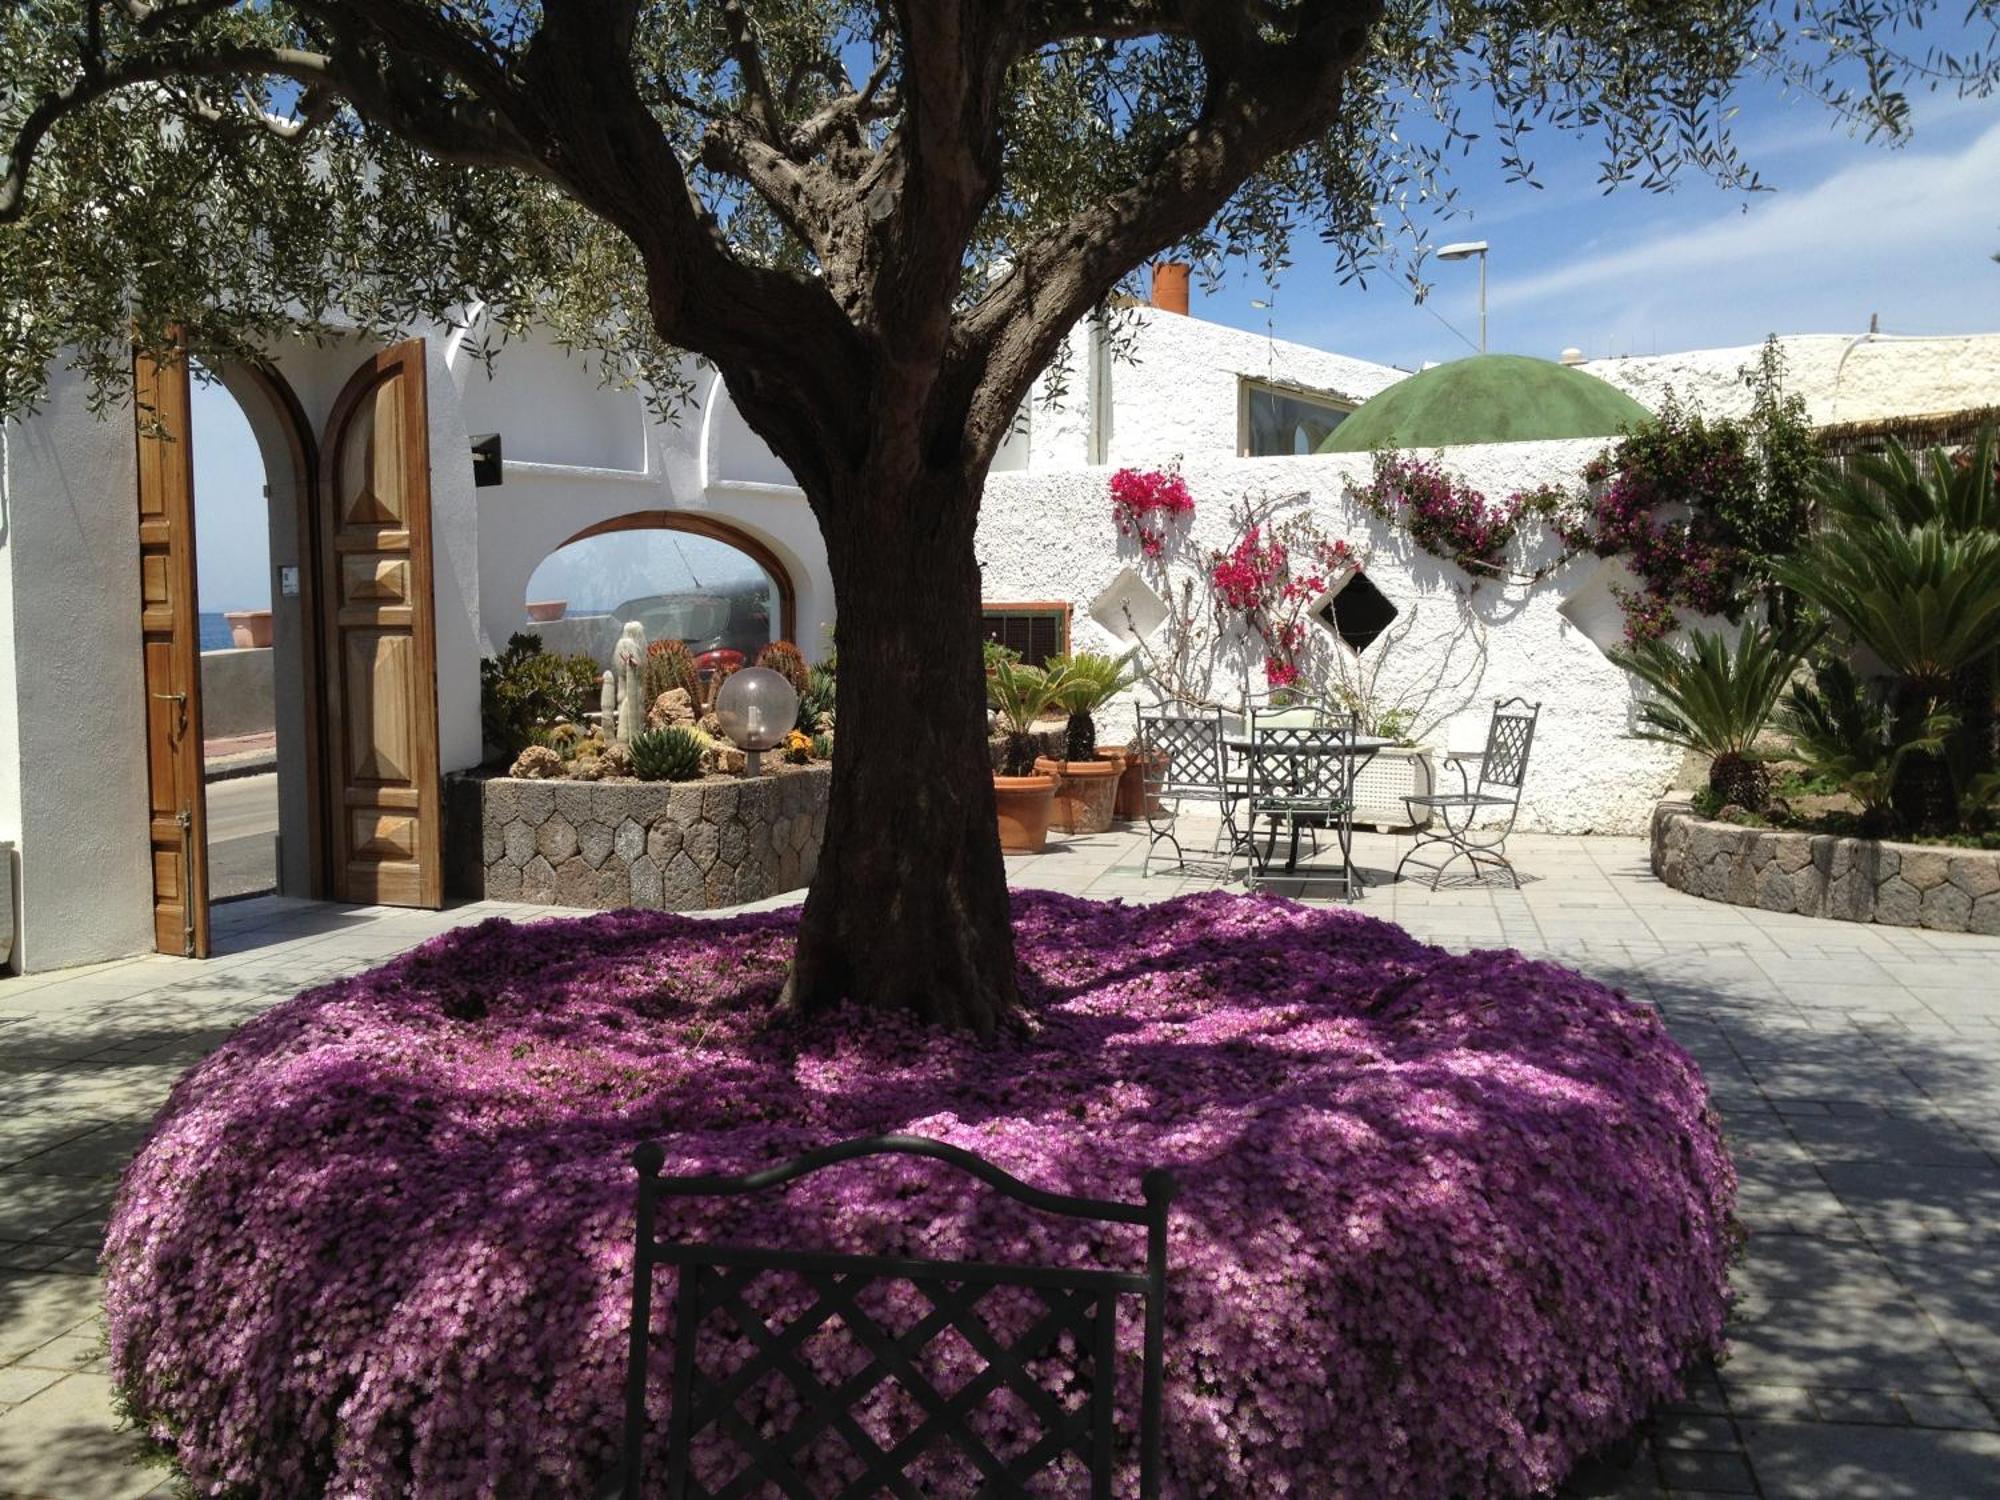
[1651,800,2000,934]
[446,766,830,913]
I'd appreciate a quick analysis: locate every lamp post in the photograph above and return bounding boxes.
[1436,240,1489,354]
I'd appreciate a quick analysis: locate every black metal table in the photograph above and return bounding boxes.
[1225,733,1396,889]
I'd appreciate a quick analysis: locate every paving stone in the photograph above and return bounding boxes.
[1655,1446,1756,1493]
[1739,1417,2000,1499]
[1810,1389,1909,1425]
[1896,1391,1999,1431]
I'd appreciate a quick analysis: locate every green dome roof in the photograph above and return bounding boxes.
[1318,354,1650,452]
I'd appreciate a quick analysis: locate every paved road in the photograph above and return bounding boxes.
[204,772,276,901]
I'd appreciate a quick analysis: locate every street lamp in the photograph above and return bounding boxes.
[1435,240,1489,354]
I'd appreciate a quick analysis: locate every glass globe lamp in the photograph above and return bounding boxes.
[713,666,799,775]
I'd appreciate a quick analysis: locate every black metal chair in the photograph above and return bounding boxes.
[1395,697,1541,889]
[1244,715,1362,898]
[604,1135,1177,1500]
[1135,708,1254,877]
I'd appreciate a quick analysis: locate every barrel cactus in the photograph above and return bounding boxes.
[755,639,811,694]
[629,726,706,782]
[643,639,701,709]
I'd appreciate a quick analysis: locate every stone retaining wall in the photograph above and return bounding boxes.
[446,766,829,912]
[1651,800,2000,934]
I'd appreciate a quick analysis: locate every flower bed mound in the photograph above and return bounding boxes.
[106,891,1734,1499]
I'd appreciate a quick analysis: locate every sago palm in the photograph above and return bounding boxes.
[1778,657,1956,831]
[1610,620,1813,808]
[1046,650,1141,760]
[987,661,1067,777]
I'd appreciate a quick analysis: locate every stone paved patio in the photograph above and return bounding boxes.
[3,828,1998,1498]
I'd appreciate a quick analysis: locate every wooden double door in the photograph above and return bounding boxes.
[135,340,444,956]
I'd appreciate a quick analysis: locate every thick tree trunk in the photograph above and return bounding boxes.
[783,469,1020,1035]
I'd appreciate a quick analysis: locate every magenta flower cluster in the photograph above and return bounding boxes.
[1349,454,1553,575]
[1110,466,1195,557]
[106,892,1734,1499]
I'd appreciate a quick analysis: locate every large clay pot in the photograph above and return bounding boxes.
[525,599,568,623]
[1112,745,1168,820]
[994,774,1058,853]
[1035,756,1123,835]
[223,609,273,649]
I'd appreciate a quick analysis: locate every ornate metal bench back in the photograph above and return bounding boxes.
[1478,697,1541,794]
[1136,709,1225,799]
[616,1135,1176,1500]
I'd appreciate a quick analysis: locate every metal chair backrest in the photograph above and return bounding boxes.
[1248,719,1356,810]
[615,1135,1177,1500]
[1136,708,1228,799]
[1476,697,1541,794]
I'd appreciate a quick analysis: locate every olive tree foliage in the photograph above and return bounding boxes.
[2,1,1992,430]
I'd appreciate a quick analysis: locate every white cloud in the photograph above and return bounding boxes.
[1497,117,2000,317]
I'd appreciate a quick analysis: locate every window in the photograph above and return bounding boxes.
[1314,573,1399,653]
[527,514,794,666]
[1241,379,1355,457]
[981,603,1071,668]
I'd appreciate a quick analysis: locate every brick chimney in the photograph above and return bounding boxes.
[1150,261,1191,316]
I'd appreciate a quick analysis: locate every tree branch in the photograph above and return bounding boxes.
[958,0,1381,459]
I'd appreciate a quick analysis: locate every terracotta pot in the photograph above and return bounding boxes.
[994,774,1058,853]
[1034,755,1123,835]
[1113,745,1168,820]
[223,609,273,649]
[525,599,568,623]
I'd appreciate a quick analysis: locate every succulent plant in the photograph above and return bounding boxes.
[797,664,837,733]
[784,729,814,764]
[629,725,706,782]
[755,639,812,694]
[642,639,701,709]
[810,731,835,761]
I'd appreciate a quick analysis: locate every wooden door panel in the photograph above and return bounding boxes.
[318,342,442,908]
[134,347,210,957]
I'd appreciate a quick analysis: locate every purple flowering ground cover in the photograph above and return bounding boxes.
[105,891,1735,1499]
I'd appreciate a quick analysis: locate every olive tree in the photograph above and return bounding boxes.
[4,0,1991,1031]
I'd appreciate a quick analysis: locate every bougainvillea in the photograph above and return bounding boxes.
[107,893,1734,1499]
[1206,513,1355,692]
[1109,466,1196,557]
[1562,343,1816,643]
[1348,452,1566,576]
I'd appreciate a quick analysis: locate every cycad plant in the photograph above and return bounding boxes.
[1778,657,1955,831]
[1045,650,1140,760]
[987,660,1067,777]
[1609,620,1813,809]
[1770,428,2000,832]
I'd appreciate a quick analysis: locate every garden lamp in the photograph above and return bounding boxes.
[715,667,799,776]
[1435,240,1489,354]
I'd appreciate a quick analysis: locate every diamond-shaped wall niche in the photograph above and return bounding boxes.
[1310,572,1400,653]
[1555,558,1635,657]
[1089,567,1169,643]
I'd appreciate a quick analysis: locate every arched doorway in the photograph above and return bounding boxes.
[135,339,444,955]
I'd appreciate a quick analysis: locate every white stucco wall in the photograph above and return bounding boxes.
[1584,332,2000,427]
[1025,306,1408,471]
[457,354,833,668]
[980,439,1682,835]
[0,366,155,971]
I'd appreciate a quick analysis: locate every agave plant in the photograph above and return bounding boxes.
[1778,658,1956,831]
[987,660,1067,777]
[1045,650,1141,760]
[1609,620,1813,809]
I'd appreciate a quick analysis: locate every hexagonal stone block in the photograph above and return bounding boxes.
[535,817,579,864]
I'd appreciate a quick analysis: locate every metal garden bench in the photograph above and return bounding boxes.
[602,1134,1176,1500]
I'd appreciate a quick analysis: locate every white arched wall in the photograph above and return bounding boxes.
[457,351,833,675]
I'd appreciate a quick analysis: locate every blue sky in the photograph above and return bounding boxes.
[192,72,2000,612]
[1200,85,2000,368]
